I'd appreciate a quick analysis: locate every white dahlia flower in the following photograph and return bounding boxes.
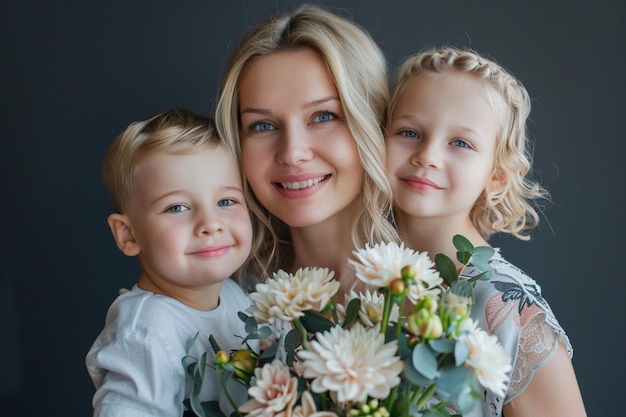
[297,323,403,403]
[249,267,339,323]
[459,319,512,398]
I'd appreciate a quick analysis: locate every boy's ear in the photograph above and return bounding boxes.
[107,213,141,256]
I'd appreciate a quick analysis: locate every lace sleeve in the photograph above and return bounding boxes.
[508,312,559,397]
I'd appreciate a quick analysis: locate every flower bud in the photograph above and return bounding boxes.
[406,309,443,339]
[414,294,438,315]
[388,278,405,296]
[231,349,257,383]
[215,350,230,366]
[401,265,416,282]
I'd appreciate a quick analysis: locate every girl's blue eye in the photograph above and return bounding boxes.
[314,111,336,123]
[451,139,470,148]
[166,204,188,213]
[254,122,274,132]
[400,130,418,139]
[217,198,236,207]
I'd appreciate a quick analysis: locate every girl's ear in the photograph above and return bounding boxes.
[107,213,141,256]
[487,168,507,193]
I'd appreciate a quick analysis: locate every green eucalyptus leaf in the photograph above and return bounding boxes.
[403,357,434,386]
[437,364,472,397]
[395,331,411,359]
[449,279,474,300]
[430,338,455,353]
[391,391,411,417]
[455,385,482,414]
[343,298,361,326]
[251,325,273,340]
[259,340,278,359]
[471,246,495,264]
[189,393,208,417]
[435,254,458,285]
[453,235,474,252]
[186,332,200,353]
[243,315,258,334]
[198,400,227,417]
[285,328,301,351]
[198,352,207,379]
[412,343,439,379]
[456,251,472,265]
[208,335,221,354]
[454,340,470,366]
[301,310,335,334]
[238,310,250,322]
[468,269,492,283]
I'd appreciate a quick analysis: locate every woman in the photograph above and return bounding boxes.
[215,4,398,298]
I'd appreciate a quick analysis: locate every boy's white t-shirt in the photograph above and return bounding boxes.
[86,278,253,417]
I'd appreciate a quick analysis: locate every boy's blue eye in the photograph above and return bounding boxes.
[314,111,336,123]
[217,198,236,207]
[166,204,188,213]
[451,139,470,148]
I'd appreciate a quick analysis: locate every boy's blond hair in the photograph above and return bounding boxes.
[102,107,221,213]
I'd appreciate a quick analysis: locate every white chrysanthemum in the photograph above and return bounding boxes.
[297,323,403,403]
[459,319,512,398]
[292,391,339,417]
[350,242,443,299]
[336,290,399,327]
[249,267,340,323]
[238,359,298,417]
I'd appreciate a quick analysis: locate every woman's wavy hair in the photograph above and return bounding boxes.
[388,47,549,241]
[215,4,399,280]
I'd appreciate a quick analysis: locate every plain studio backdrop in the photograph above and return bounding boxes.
[0,1,622,416]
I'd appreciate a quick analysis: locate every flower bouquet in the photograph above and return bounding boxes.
[183,236,511,417]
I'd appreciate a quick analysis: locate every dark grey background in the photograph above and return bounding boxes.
[1,1,622,416]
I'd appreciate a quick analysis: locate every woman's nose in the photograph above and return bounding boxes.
[275,124,314,166]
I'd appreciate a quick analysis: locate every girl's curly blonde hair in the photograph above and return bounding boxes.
[388,47,549,240]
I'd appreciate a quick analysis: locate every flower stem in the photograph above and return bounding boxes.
[381,288,392,334]
[293,317,308,346]
[415,384,437,410]
[219,369,244,417]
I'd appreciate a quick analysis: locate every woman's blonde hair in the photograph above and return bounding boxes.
[215,4,399,279]
[388,47,549,241]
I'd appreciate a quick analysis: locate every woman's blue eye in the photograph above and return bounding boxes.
[166,204,188,213]
[254,122,274,132]
[314,111,336,123]
[451,139,470,148]
[400,130,418,139]
[217,198,236,207]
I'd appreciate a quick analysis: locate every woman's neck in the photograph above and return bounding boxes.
[288,214,363,302]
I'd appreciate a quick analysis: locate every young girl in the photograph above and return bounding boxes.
[215,4,399,298]
[385,47,587,417]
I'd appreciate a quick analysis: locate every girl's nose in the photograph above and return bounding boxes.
[410,141,442,169]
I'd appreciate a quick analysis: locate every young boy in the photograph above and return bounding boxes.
[86,107,254,417]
